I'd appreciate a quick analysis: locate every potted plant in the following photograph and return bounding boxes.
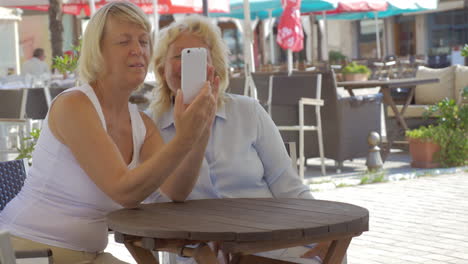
[406,126,443,168]
[329,50,347,66]
[16,128,41,166]
[341,62,371,81]
[406,89,468,168]
[52,41,80,80]
[329,50,347,81]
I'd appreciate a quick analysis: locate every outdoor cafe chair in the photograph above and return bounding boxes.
[0,89,28,161]
[269,74,326,178]
[0,159,53,263]
[25,87,66,120]
[226,73,271,111]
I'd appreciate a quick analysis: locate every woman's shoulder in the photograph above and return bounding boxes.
[224,93,260,110]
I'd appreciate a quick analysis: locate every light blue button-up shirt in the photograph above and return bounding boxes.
[147,93,313,202]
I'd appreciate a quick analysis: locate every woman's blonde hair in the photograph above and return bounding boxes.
[78,1,152,84]
[151,15,230,119]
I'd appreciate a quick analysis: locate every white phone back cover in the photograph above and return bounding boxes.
[182,48,207,104]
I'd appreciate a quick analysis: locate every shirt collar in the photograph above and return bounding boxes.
[158,98,227,130]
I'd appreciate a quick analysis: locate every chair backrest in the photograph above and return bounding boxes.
[26,88,66,120]
[270,74,322,159]
[0,90,26,119]
[251,73,274,108]
[0,160,26,212]
[270,74,322,126]
[227,75,271,110]
[226,77,245,96]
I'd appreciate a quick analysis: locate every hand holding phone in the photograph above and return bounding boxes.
[182,48,207,104]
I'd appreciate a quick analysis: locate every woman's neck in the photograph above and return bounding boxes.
[91,79,134,117]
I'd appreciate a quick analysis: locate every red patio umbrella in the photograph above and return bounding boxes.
[4,0,229,16]
[276,0,303,52]
[320,0,387,15]
[276,0,303,74]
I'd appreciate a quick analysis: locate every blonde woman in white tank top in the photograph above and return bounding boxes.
[0,2,219,263]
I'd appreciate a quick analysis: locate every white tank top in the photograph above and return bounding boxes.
[0,84,146,252]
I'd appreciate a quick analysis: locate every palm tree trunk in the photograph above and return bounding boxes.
[49,0,63,59]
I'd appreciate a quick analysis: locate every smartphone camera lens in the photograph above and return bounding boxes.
[187,50,190,53]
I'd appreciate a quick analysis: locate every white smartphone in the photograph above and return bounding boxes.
[182,47,207,104]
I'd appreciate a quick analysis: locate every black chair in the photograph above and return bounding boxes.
[25,88,66,120]
[227,74,271,111]
[0,160,53,263]
[0,90,29,161]
[0,90,27,119]
[0,160,26,211]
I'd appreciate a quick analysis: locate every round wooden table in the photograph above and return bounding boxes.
[107,198,369,264]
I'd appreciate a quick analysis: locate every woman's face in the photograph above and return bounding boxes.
[100,16,150,88]
[163,32,212,94]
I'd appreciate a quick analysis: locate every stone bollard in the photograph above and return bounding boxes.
[366,131,383,172]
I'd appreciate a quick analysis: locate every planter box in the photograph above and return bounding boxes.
[343,73,369,81]
[408,138,441,168]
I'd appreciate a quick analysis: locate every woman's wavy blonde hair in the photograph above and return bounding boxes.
[78,1,152,84]
[151,15,230,119]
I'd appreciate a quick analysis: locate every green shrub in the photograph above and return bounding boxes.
[16,128,41,166]
[406,98,468,167]
[461,44,468,58]
[329,50,347,64]
[341,62,371,75]
[53,41,81,75]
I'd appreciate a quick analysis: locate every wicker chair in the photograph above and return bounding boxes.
[0,159,53,263]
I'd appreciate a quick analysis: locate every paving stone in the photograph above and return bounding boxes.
[314,172,468,264]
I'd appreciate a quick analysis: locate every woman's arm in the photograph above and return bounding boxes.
[49,84,216,208]
[139,113,211,202]
[140,75,220,202]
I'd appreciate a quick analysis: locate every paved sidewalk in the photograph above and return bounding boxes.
[314,172,468,264]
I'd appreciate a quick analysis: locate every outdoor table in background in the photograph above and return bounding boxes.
[107,198,369,264]
[337,77,440,160]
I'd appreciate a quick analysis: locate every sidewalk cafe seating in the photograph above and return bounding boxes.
[269,74,326,178]
[226,72,274,110]
[318,71,383,171]
[0,159,53,263]
[25,88,66,120]
[228,70,383,172]
[386,64,468,142]
[0,90,27,161]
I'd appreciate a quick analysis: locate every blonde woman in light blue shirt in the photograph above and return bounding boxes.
[148,15,331,264]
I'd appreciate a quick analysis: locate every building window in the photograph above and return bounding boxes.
[358,19,383,58]
[428,8,468,68]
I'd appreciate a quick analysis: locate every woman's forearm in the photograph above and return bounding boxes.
[160,131,211,202]
[112,135,194,207]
